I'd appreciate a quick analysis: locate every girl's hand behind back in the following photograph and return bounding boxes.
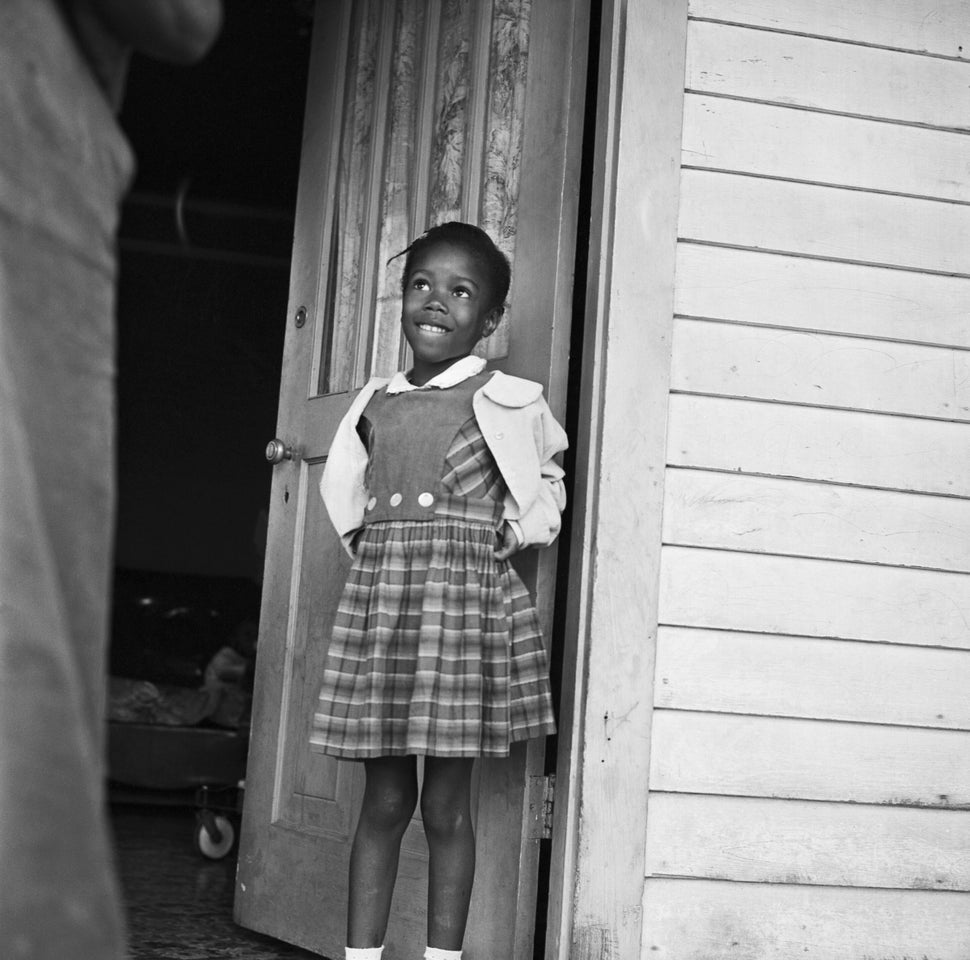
[494,523,522,562]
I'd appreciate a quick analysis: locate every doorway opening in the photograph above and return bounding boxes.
[107,6,312,957]
[533,0,601,956]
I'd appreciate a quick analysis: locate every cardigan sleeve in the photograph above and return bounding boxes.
[318,379,385,556]
[505,395,568,549]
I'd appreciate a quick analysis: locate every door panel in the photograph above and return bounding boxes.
[236,2,589,957]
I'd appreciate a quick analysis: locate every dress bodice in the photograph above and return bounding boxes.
[360,371,499,524]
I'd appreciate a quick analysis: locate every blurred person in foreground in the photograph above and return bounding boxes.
[0,2,222,957]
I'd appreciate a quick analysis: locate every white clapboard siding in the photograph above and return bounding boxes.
[645,793,970,889]
[658,545,970,648]
[674,244,970,348]
[662,469,970,572]
[682,95,970,203]
[667,394,970,497]
[648,710,970,804]
[641,3,970,959]
[680,170,970,275]
[641,878,970,960]
[654,626,970,729]
[671,318,970,421]
[686,19,970,130]
[689,0,970,59]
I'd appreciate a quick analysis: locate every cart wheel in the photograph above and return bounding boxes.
[195,814,235,860]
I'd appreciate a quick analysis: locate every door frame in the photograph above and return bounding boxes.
[543,2,689,958]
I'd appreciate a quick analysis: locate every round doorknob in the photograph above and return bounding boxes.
[265,439,293,464]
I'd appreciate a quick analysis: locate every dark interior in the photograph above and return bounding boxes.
[114,1,310,582]
[107,2,311,795]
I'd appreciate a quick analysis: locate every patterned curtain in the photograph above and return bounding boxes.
[318,0,532,394]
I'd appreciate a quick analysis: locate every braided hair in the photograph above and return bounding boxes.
[393,222,511,315]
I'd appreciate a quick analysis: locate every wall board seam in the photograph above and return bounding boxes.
[668,387,970,426]
[642,871,970,893]
[656,619,970,653]
[648,788,970,811]
[651,704,970,736]
[647,788,970,815]
[687,15,970,64]
[658,539,970,578]
[653,706,970,742]
[663,462,970,504]
[682,89,970,136]
[682,166,970,211]
[645,792,970,813]
[679,164,970,210]
[677,238,970,280]
[672,313,970,355]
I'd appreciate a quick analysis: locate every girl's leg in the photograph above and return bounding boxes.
[420,757,476,951]
[348,755,419,947]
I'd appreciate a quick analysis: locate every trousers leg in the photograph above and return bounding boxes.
[0,2,133,957]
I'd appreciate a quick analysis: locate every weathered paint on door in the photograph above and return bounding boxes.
[235,2,589,958]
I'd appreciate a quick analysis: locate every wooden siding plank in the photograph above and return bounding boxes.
[645,793,970,890]
[662,469,970,573]
[658,545,970,649]
[648,710,970,805]
[686,19,970,130]
[682,94,970,203]
[671,317,970,421]
[641,877,970,959]
[688,0,970,59]
[667,394,970,497]
[654,626,970,729]
[674,244,970,349]
[679,169,970,276]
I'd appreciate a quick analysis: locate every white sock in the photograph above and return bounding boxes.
[424,948,462,960]
[346,948,384,960]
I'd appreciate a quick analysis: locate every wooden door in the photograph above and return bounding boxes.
[235,2,589,957]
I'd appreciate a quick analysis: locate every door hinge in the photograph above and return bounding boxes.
[527,774,556,840]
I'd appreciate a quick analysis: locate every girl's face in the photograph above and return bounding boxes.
[401,241,500,385]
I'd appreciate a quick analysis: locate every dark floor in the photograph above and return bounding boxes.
[111,801,326,960]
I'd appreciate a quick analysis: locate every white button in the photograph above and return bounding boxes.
[366,497,377,511]
[495,432,504,439]
[389,493,403,507]
[418,492,434,508]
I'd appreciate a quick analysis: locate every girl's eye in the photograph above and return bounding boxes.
[411,278,430,291]
[453,287,471,299]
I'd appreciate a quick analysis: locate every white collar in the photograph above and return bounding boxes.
[386,355,487,394]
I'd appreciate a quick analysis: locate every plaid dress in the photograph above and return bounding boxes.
[310,377,556,758]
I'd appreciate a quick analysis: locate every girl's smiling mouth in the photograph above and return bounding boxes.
[417,321,450,334]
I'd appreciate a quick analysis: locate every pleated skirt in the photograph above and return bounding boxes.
[310,497,556,758]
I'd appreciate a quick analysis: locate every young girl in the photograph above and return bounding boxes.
[311,221,567,960]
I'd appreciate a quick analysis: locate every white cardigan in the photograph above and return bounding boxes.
[319,371,568,556]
